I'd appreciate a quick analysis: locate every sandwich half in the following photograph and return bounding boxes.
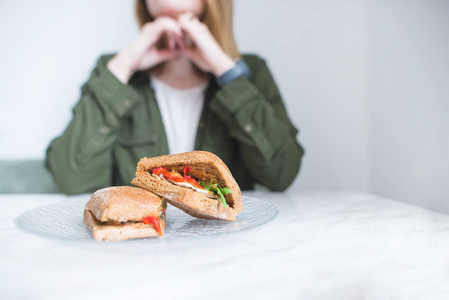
[131,151,242,221]
[83,186,167,241]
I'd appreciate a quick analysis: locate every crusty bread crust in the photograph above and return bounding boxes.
[131,151,242,221]
[85,186,165,222]
[83,186,166,240]
[83,210,163,241]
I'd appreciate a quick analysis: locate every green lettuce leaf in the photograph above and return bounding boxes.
[199,179,232,208]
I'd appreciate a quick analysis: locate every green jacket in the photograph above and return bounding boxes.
[45,54,304,194]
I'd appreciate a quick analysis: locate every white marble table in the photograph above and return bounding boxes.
[1,190,449,300]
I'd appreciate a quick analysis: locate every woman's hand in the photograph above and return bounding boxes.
[107,17,183,84]
[178,12,236,77]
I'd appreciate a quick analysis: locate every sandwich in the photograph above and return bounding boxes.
[131,151,242,221]
[83,186,167,241]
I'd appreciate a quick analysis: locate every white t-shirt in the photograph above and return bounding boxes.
[151,75,208,155]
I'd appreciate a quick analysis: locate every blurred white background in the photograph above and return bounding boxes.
[1,0,448,211]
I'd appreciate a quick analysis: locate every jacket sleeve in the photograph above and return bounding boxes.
[209,55,304,191]
[45,56,142,194]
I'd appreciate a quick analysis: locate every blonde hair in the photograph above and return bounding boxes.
[135,0,240,59]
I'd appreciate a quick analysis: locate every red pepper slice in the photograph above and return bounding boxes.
[152,167,167,176]
[163,172,184,182]
[154,166,204,191]
[142,216,162,236]
[184,166,191,176]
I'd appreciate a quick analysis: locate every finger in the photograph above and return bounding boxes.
[183,29,196,48]
[177,31,194,49]
[168,33,185,51]
[178,12,198,30]
[156,49,180,62]
[175,35,184,51]
[154,17,183,37]
[143,17,182,43]
[167,34,176,50]
[179,12,200,24]
[178,13,205,44]
[145,48,180,66]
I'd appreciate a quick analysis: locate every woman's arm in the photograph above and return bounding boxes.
[45,56,143,194]
[177,13,304,190]
[46,17,185,194]
[210,55,305,191]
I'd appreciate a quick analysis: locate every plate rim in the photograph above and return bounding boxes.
[14,196,278,243]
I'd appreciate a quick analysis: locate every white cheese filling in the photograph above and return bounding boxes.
[152,174,219,199]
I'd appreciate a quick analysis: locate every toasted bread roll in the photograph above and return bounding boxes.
[83,186,166,241]
[132,151,242,221]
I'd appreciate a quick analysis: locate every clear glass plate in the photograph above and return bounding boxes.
[15,196,278,242]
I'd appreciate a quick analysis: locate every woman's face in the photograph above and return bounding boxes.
[146,0,205,19]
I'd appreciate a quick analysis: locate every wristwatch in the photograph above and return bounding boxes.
[216,59,252,87]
